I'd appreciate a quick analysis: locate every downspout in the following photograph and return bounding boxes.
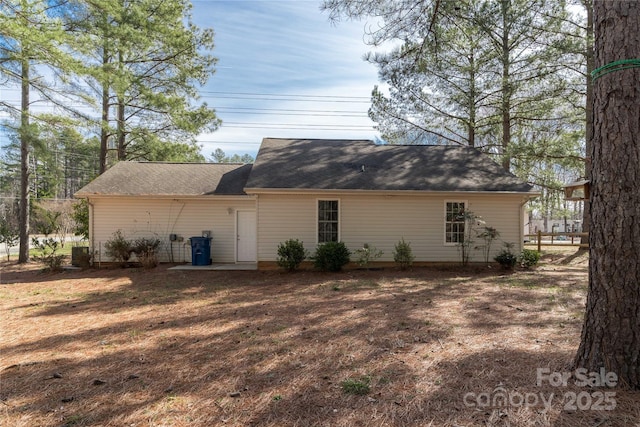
[520,196,531,252]
[167,199,186,263]
[87,198,96,266]
[255,194,259,267]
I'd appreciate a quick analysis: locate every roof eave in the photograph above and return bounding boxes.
[75,193,255,200]
[244,187,540,196]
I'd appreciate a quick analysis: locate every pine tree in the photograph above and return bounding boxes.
[368,1,495,147]
[0,0,80,262]
[324,0,579,173]
[575,0,640,389]
[72,0,220,171]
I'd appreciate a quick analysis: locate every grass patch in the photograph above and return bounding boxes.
[323,279,380,292]
[341,376,371,395]
[61,414,83,426]
[497,276,543,289]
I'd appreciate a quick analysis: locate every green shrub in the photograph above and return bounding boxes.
[520,249,541,268]
[104,230,133,266]
[277,239,308,271]
[31,237,66,271]
[0,217,18,261]
[456,210,481,266]
[354,243,383,268]
[478,226,500,264]
[33,206,61,237]
[137,252,159,269]
[312,241,351,272]
[393,238,414,270]
[72,199,90,241]
[495,247,518,270]
[132,237,161,269]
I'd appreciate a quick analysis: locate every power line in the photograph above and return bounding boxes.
[218,112,366,117]
[220,125,375,131]
[215,107,368,117]
[208,95,370,103]
[2,87,371,100]
[223,121,373,128]
[3,102,371,115]
[200,90,370,100]
[216,106,367,113]
[47,149,99,160]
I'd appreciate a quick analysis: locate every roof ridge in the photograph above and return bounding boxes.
[262,137,374,143]
[116,161,250,165]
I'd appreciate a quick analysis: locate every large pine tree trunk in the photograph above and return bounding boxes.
[116,50,126,161]
[18,58,30,264]
[500,0,511,171]
[468,53,476,148]
[116,95,126,160]
[580,0,594,246]
[99,26,110,175]
[99,51,110,174]
[575,0,640,388]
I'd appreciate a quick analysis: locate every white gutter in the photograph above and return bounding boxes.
[74,194,257,201]
[244,188,542,197]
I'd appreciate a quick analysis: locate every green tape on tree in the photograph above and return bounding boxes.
[591,59,640,81]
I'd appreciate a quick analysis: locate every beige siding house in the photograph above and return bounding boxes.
[254,193,526,264]
[76,138,537,267]
[245,138,536,268]
[75,163,256,264]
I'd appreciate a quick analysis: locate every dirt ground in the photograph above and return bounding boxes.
[1,252,638,427]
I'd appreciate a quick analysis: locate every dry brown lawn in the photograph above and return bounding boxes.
[1,252,638,427]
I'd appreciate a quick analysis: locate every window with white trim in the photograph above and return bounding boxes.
[318,200,339,243]
[445,201,466,244]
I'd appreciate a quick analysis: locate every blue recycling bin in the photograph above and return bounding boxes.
[190,237,212,266]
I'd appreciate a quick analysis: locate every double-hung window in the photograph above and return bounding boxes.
[445,201,466,244]
[318,200,339,243]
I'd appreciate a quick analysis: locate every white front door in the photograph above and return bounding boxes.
[237,210,257,262]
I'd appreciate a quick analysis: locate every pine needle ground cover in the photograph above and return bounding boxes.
[1,253,638,426]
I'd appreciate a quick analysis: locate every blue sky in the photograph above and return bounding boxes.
[0,1,383,160]
[190,0,383,158]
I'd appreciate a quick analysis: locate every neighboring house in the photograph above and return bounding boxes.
[528,218,583,234]
[75,138,538,267]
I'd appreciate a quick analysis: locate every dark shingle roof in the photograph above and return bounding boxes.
[75,139,536,197]
[75,162,252,197]
[244,138,535,193]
